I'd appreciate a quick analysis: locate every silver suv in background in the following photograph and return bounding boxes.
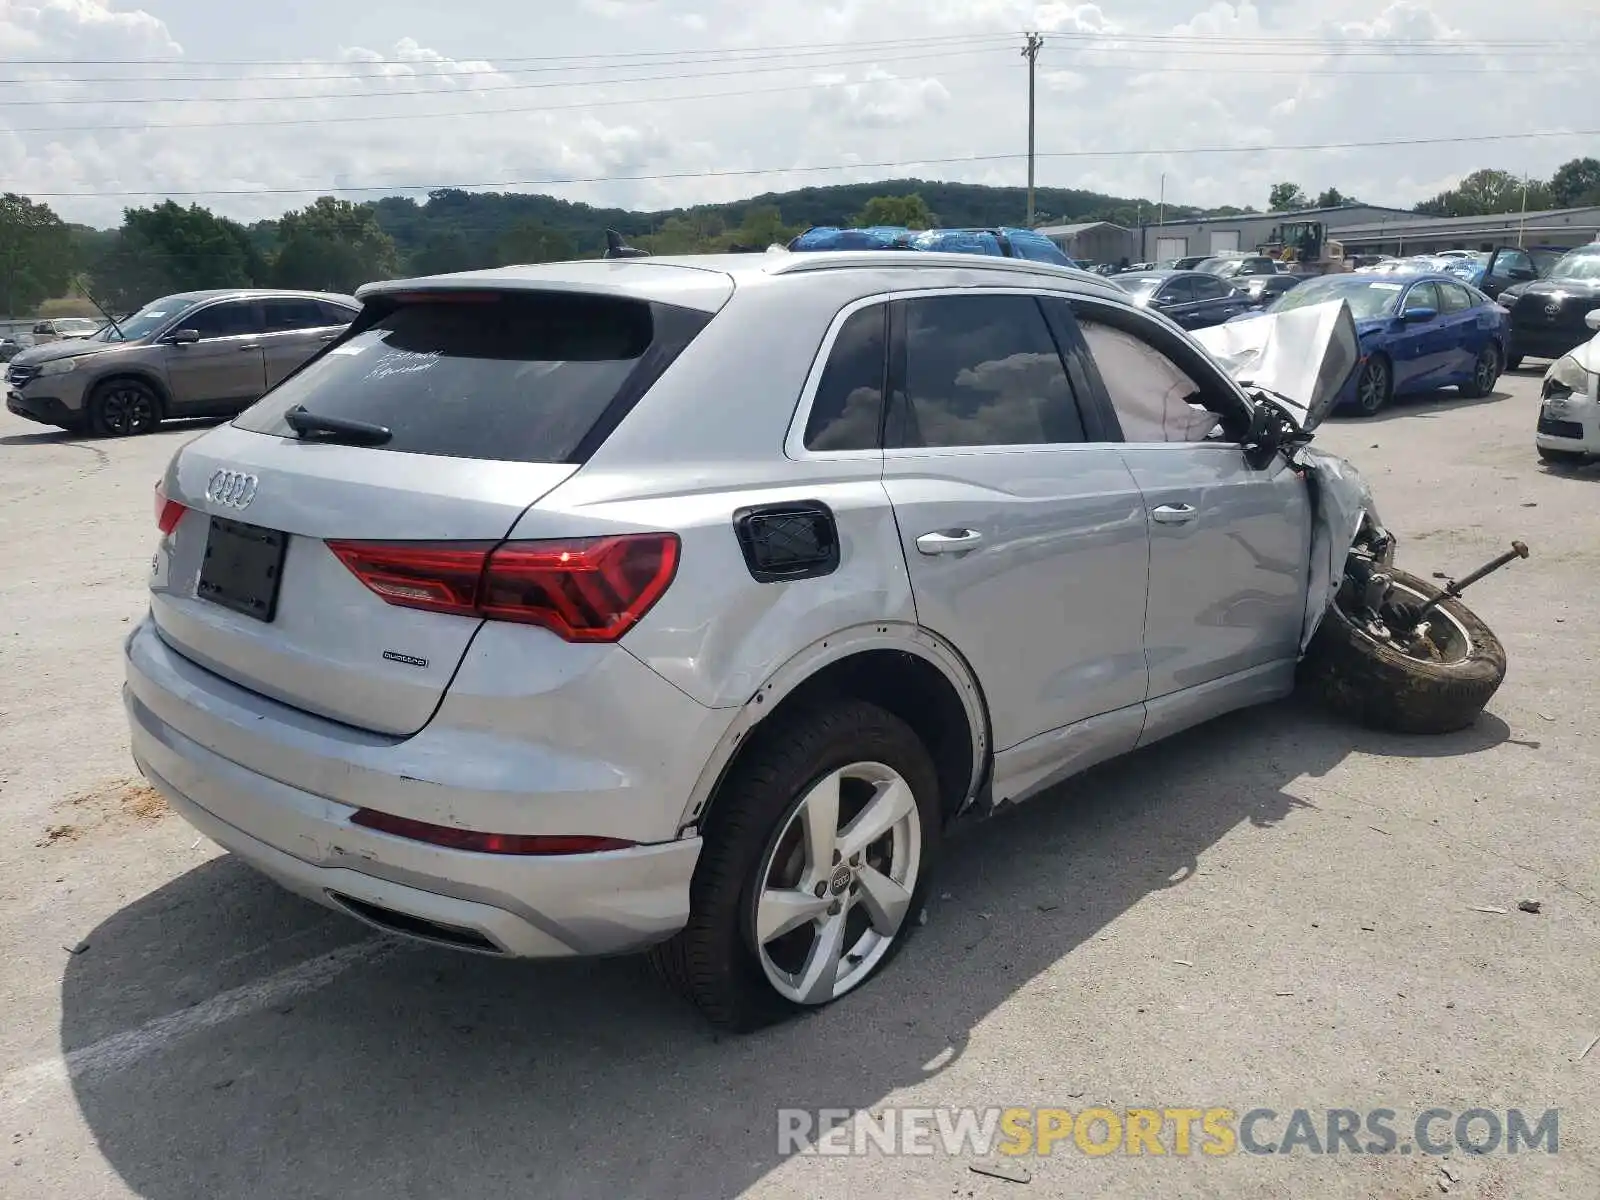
[126,253,1387,1029]
[6,289,358,436]
[31,316,101,344]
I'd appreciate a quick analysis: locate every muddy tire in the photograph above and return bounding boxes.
[1300,568,1507,735]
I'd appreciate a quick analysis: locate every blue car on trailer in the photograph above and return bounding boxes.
[1227,270,1511,416]
[787,225,1079,266]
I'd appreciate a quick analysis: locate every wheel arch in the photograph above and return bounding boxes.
[677,623,992,835]
[86,368,173,414]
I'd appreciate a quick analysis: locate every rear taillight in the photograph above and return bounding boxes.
[350,808,635,855]
[154,481,186,535]
[326,533,679,643]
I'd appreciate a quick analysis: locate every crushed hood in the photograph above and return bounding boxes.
[1190,299,1361,432]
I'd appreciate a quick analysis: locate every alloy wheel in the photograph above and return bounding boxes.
[752,761,923,1005]
[1358,359,1389,415]
[1474,347,1497,394]
[100,385,155,436]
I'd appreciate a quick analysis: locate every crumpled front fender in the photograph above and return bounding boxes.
[1295,446,1393,652]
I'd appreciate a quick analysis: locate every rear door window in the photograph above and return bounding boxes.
[261,298,330,332]
[804,304,886,452]
[234,291,710,464]
[317,300,358,326]
[887,293,1086,449]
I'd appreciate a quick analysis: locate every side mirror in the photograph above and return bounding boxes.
[165,328,200,345]
[1400,306,1438,324]
[1585,309,1600,332]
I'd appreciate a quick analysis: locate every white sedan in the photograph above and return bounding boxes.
[1535,309,1600,464]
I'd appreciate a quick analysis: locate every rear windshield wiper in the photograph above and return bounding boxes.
[283,404,392,446]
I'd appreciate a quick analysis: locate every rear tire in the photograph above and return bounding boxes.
[1300,568,1507,735]
[1506,354,1524,371]
[1354,355,1392,416]
[651,699,941,1031]
[1458,344,1500,399]
[87,378,163,437]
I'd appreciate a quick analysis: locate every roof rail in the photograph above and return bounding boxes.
[766,250,1111,286]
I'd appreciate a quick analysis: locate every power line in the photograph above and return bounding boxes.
[7,28,1591,67]
[14,129,1596,200]
[0,68,998,132]
[0,35,1020,85]
[5,39,1590,89]
[0,44,1014,107]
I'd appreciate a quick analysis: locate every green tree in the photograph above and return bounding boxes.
[0,194,76,316]
[494,221,576,265]
[1414,168,1553,217]
[1268,182,1308,212]
[89,201,265,312]
[731,204,795,248]
[410,230,480,276]
[272,196,400,292]
[1314,187,1350,208]
[1549,157,1600,208]
[853,193,934,229]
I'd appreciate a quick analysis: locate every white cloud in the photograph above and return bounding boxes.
[0,0,1593,227]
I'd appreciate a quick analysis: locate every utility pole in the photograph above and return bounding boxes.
[1022,32,1044,227]
[1518,172,1530,247]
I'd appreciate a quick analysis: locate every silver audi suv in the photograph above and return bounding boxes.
[127,251,1329,1029]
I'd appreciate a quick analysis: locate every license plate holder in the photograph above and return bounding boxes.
[197,516,287,622]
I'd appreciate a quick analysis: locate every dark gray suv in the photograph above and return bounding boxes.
[5,289,358,436]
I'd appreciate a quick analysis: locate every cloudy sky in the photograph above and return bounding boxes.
[0,0,1595,228]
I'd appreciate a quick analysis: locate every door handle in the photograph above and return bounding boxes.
[237,344,260,352]
[1151,503,1198,525]
[916,529,983,555]
[318,333,338,341]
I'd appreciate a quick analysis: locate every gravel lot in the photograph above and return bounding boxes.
[1,371,1596,1199]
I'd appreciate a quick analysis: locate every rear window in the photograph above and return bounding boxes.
[234,292,710,463]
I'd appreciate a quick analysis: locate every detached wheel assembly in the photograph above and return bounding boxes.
[1302,567,1509,734]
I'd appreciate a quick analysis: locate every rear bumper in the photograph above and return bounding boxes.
[124,618,717,957]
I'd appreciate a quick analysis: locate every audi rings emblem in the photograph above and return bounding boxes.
[206,469,259,509]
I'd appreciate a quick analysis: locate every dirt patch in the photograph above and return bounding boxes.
[39,779,168,846]
[35,824,84,848]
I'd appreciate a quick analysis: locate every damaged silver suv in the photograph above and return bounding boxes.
[125,252,1514,1030]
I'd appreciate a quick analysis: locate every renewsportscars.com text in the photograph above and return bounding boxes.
[778,1106,1559,1158]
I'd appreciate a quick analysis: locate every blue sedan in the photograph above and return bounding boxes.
[1230,272,1510,416]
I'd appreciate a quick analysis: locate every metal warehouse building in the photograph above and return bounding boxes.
[1043,202,1600,267]
[1331,205,1600,254]
[1125,203,1419,263]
